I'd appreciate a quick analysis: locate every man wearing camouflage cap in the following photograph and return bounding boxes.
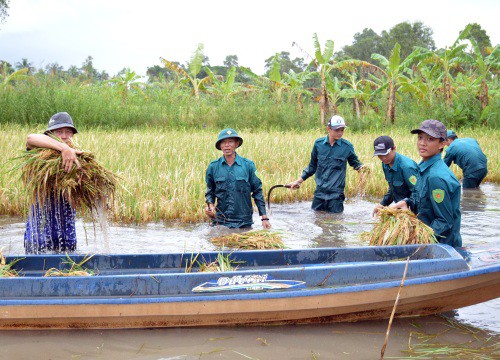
[391,119,462,248]
[444,130,488,188]
[205,128,271,229]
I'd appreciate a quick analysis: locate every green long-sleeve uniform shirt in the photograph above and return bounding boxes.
[380,153,419,206]
[205,153,266,228]
[443,138,488,177]
[301,137,363,201]
[412,153,462,247]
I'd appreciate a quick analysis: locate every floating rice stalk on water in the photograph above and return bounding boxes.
[0,248,24,277]
[44,253,95,277]
[402,318,499,359]
[361,207,437,246]
[210,230,284,250]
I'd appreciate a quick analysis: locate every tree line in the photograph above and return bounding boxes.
[0,21,498,128]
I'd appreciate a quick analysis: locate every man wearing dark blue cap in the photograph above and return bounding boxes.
[287,115,364,213]
[391,120,462,248]
[205,128,271,229]
[372,135,419,216]
[24,112,83,253]
[444,130,488,188]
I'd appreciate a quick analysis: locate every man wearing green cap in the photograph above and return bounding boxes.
[444,130,488,188]
[205,128,271,229]
[391,119,462,248]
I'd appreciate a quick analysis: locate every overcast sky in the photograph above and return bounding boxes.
[1,0,498,77]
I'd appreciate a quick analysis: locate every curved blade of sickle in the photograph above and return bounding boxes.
[267,184,291,210]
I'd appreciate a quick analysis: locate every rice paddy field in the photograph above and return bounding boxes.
[1,126,499,359]
[1,124,498,224]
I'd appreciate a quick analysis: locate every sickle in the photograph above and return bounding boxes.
[267,184,291,210]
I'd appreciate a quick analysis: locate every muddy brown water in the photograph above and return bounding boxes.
[0,184,499,359]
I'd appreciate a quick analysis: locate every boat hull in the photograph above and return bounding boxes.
[1,265,498,330]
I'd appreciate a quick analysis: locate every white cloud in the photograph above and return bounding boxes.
[1,0,498,76]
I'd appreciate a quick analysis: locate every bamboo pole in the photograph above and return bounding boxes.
[380,256,410,359]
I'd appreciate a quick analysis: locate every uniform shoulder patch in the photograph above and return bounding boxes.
[409,175,417,185]
[432,189,445,203]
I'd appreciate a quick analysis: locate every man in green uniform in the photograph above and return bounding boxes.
[287,115,363,213]
[372,135,419,216]
[205,128,271,229]
[444,130,488,188]
[392,120,462,247]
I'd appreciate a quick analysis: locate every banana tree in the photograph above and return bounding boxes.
[418,27,471,110]
[160,44,209,99]
[402,64,441,107]
[106,68,145,105]
[371,43,428,123]
[323,76,341,114]
[338,71,370,119]
[267,53,286,102]
[204,66,250,100]
[310,33,335,126]
[282,69,313,108]
[397,68,428,105]
[334,61,380,119]
[466,33,499,116]
[240,55,287,102]
[0,62,28,90]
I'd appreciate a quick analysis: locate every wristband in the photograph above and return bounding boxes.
[261,218,269,221]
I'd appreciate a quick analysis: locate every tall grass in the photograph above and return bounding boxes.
[2,79,498,131]
[0,80,320,130]
[1,124,498,223]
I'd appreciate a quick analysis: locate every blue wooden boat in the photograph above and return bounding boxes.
[0,244,498,329]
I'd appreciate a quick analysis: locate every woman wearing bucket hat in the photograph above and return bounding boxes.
[391,119,462,248]
[24,112,83,253]
[205,128,271,229]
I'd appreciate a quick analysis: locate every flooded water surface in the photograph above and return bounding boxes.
[0,184,499,359]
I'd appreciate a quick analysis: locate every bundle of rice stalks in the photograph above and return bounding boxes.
[356,164,372,197]
[0,248,24,277]
[362,207,437,246]
[44,253,95,277]
[211,230,284,250]
[15,142,119,214]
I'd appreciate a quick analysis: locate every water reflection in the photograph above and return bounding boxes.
[0,184,499,359]
[0,199,377,255]
[2,185,497,256]
[461,187,487,212]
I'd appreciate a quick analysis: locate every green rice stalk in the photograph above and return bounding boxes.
[0,248,24,277]
[362,207,437,246]
[211,230,284,250]
[184,252,201,273]
[44,253,95,277]
[193,252,244,273]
